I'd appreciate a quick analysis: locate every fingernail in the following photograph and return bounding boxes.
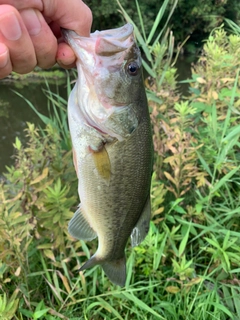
[21,9,41,36]
[0,12,22,41]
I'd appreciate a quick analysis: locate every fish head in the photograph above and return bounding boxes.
[62,24,145,140]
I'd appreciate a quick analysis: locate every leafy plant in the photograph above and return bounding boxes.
[0,122,78,311]
[0,292,19,320]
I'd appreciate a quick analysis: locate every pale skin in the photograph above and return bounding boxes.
[0,0,92,79]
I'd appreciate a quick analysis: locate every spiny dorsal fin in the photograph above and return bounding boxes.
[68,206,97,241]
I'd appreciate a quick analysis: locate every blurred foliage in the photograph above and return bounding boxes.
[172,0,240,45]
[0,100,10,118]
[86,0,240,45]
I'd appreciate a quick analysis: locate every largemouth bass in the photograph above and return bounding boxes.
[62,23,153,286]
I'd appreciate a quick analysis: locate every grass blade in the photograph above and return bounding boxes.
[211,166,240,194]
[122,291,165,319]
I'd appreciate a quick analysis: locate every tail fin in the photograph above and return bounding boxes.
[79,255,126,287]
[102,257,126,287]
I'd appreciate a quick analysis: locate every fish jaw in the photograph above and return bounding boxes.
[62,24,142,140]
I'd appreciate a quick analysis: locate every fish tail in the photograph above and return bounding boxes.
[102,257,126,287]
[79,255,126,286]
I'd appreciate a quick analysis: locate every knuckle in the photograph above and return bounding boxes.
[36,40,58,69]
[12,51,37,74]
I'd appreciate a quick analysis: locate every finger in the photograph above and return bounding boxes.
[56,42,76,69]
[0,5,37,73]
[42,0,92,37]
[20,8,57,69]
[0,1,43,11]
[0,42,12,78]
[0,0,93,36]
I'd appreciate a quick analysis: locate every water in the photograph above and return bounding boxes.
[0,79,68,175]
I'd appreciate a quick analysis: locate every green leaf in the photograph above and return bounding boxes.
[12,90,52,126]
[33,309,50,319]
[122,292,165,319]
[211,166,239,194]
[179,225,190,257]
[14,137,22,150]
[232,288,240,318]
[19,309,33,318]
[222,125,240,143]
[174,206,187,214]
[211,302,234,318]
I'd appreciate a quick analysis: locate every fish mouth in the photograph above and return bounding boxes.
[61,23,134,57]
[61,23,133,42]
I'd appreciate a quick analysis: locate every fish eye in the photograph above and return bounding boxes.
[126,61,139,76]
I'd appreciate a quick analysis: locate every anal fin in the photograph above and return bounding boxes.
[68,206,97,241]
[131,196,151,247]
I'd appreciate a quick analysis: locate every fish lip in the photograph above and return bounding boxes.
[61,23,133,39]
[61,23,134,54]
[94,23,134,42]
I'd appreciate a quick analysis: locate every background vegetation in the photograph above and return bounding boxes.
[86,0,240,50]
[1,0,240,319]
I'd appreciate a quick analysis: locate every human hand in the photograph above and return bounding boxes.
[0,0,92,79]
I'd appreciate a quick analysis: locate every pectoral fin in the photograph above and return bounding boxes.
[92,145,111,181]
[68,206,97,241]
[130,196,151,247]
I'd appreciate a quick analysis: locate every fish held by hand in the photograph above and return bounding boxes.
[62,23,153,286]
